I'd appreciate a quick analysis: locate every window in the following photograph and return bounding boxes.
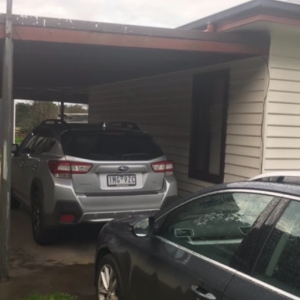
[33,134,49,154]
[62,133,163,161]
[253,201,300,297]
[189,70,229,183]
[158,192,273,266]
[33,129,55,154]
[44,136,56,153]
[20,133,38,154]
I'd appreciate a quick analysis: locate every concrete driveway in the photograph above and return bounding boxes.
[0,205,103,300]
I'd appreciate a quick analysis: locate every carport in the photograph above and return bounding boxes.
[0,9,269,280]
[0,15,268,102]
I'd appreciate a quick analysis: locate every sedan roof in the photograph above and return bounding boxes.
[157,180,300,216]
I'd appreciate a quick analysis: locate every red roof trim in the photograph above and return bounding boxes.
[217,13,300,31]
[10,25,268,55]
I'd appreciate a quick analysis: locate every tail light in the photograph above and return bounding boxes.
[48,161,93,178]
[60,214,76,224]
[151,161,174,175]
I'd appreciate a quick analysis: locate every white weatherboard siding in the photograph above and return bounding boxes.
[263,33,300,172]
[89,57,267,196]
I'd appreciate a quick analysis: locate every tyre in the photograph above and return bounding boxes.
[31,189,59,245]
[96,254,125,300]
[11,193,21,209]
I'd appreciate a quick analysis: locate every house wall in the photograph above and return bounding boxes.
[89,57,267,197]
[263,33,300,172]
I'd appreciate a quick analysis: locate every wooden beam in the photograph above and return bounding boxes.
[217,14,300,32]
[8,25,268,55]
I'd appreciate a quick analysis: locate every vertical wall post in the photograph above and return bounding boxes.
[60,101,64,121]
[0,0,14,282]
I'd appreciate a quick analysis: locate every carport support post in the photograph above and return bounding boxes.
[0,0,14,282]
[60,100,64,121]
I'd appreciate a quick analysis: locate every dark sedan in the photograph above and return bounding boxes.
[95,181,300,300]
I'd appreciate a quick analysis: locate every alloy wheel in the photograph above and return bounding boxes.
[98,264,118,300]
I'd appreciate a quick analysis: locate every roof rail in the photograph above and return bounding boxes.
[40,119,68,126]
[100,121,143,132]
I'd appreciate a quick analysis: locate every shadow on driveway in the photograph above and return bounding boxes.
[0,205,104,300]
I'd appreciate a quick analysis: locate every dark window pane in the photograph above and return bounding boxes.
[158,192,272,266]
[209,79,225,176]
[33,136,49,154]
[63,133,163,161]
[189,70,229,183]
[44,137,56,152]
[253,201,300,297]
[280,176,300,185]
[33,129,55,154]
[21,134,37,154]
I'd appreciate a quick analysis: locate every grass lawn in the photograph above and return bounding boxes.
[15,136,24,145]
[13,294,78,300]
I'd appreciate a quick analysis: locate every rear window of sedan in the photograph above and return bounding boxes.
[61,132,164,161]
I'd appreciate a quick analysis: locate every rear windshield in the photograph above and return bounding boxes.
[62,132,164,161]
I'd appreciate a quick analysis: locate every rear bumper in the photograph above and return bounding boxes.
[45,194,177,227]
[79,209,159,223]
[44,175,177,227]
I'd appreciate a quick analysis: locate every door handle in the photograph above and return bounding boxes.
[191,286,216,300]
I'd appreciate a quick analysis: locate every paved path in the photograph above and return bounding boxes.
[0,205,103,300]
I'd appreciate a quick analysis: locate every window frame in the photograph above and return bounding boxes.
[189,69,230,184]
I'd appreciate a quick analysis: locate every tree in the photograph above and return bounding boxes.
[16,101,58,136]
[16,102,88,139]
[64,104,87,113]
[16,102,32,128]
[31,101,58,125]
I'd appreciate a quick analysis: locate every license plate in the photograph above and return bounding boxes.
[107,174,136,187]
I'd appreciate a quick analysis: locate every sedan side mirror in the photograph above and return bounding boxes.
[131,217,155,238]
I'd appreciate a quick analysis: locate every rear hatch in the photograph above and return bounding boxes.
[60,130,171,195]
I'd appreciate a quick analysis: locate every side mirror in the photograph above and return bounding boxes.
[130,217,155,238]
[11,144,19,155]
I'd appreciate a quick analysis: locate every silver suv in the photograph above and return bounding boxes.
[11,120,177,245]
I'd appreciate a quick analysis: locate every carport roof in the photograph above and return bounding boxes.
[179,0,300,31]
[0,14,269,103]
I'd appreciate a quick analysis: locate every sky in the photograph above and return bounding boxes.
[0,0,251,28]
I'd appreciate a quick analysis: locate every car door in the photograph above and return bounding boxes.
[130,190,279,300]
[21,128,51,202]
[12,130,38,203]
[222,198,300,300]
